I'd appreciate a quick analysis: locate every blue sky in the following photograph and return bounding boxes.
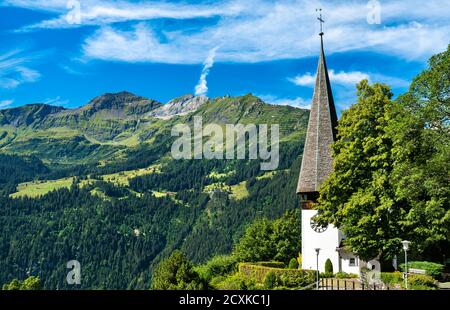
[0,0,449,114]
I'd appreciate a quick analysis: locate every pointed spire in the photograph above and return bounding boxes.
[297,17,338,198]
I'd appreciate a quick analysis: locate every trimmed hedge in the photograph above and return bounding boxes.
[335,272,358,279]
[320,272,334,278]
[195,255,238,282]
[238,263,315,289]
[251,261,286,268]
[211,273,259,290]
[399,261,444,279]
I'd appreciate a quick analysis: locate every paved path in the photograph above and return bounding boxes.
[438,282,450,290]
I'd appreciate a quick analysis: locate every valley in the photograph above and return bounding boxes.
[0,91,309,289]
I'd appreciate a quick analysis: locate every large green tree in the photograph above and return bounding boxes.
[316,80,400,261]
[233,210,300,263]
[316,46,450,262]
[388,45,449,259]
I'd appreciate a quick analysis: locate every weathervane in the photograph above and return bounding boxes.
[316,8,324,36]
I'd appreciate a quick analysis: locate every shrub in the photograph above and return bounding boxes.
[252,261,285,268]
[380,271,403,286]
[320,272,334,278]
[380,272,438,290]
[335,272,358,279]
[325,259,333,273]
[213,273,259,290]
[264,272,278,289]
[288,258,299,269]
[195,255,238,282]
[2,276,40,290]
[399,261,444,279]
[408,274,438,290]
[381,271,403,286]
[151,250,205,290]
[278,272,314,289]
[238,263,315,288]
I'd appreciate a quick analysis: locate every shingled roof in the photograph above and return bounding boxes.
[297,35,338,194]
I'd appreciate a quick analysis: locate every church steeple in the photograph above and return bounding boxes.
[297,11,338,208]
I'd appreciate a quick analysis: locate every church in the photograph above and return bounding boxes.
[297,19,368,276]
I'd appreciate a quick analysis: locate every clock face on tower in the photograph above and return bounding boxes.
[310,216,327,233]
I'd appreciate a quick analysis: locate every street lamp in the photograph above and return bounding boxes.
[401,240,411,289]
[315,248,321,290]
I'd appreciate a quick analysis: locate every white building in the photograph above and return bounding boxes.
[296,28,375,276]
[301,209,360,274]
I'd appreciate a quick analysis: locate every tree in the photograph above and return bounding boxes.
[388,45,450,258]
[2,276,40,290]
[2,279,21,290]
[233,210,301,263]
[316,46,450,263]
[316,80,401,261]
[151,250,205,290]
[325,259,333,274]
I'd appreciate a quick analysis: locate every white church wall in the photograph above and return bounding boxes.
[301,209,340,273]
[337,230,360,274]
[339,252,360,274]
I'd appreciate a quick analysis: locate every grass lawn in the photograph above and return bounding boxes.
[9,164,161,198]
[10,177,75,198]
[102,164,161,186]
[230,181,249,200]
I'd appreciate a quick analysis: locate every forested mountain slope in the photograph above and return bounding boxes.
[0,92,309,289]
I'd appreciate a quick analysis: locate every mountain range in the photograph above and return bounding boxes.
[0,91,310,289]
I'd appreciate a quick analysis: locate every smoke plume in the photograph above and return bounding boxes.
[194,47,218,96]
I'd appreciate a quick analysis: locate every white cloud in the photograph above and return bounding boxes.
[330,70,370,86]
[16,66,41,82]
[195,47,219,96]
[0,99,14,109]
[288,73,316,87]
[0,49,42,89]
[1,0,67,12]
[259,94,311,109]
[290,70,408,88]
[78,0,450,64]
[82,23,207,64]
[43,96,69,106]
[4,0,450,63]
[7,0,250,31]
[290,70,370,87]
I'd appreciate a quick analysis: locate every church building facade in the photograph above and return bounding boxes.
[297,29,362,275]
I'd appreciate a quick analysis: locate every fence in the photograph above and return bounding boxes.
[318,278,389,290]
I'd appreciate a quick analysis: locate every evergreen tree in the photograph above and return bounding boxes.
[151,250,205,290]
[325,259,333,274]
